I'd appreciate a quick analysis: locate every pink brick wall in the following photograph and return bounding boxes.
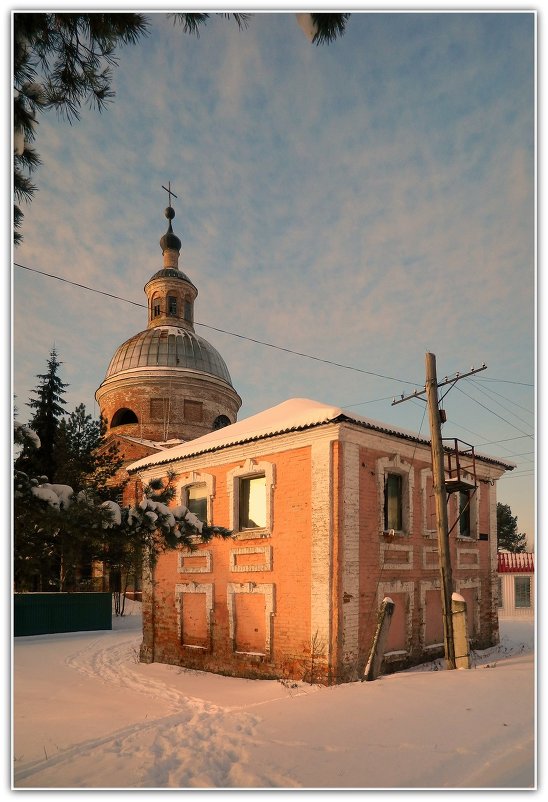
[140,428,499,683]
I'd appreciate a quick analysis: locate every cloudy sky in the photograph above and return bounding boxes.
[11,7,535,542]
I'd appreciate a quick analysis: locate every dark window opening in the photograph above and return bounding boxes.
[111,408,138,427]
[459,491,471,537]
[384,473,403,531]
[153,302,161,318]
[184,300,192,322]
[168,296,177,316]
[213,414,231,431]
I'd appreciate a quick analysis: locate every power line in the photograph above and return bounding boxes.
[473,377,534,388]
[455,385,534,439]
[14,262,422,387]
[464,378,534,430]
[467,378,534,420]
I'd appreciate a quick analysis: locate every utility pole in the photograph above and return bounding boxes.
[392,353,486,670]
[425,352,455,670]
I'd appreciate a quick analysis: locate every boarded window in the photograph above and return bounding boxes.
[184,400,203,422]
[424,589,444,645]
[181,592,209,647]
[384,592,407,652]
[150,398,168,419]
[234,592,266,654]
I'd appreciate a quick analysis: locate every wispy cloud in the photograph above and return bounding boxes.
[13,11,535,537]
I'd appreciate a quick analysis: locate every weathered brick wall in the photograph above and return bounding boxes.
[353,438,499,673]
[137,423,504,684]
[97,372,240,443]
[147,445,316,681]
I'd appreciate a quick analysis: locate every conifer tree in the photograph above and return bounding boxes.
[497,503,528,553]
[55,404,126,499]
[18,347,68,481]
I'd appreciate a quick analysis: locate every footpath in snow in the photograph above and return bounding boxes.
[12,603,535,790]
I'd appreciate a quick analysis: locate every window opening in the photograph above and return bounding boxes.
[168,296,177,316]
[111,408,138,427]
[514,576,531,608]
[186,484,207,524]
[458,490,471,537]
[384,473,403,531]
[239,475,266,529]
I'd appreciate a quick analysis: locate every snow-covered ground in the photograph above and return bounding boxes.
[12,602,535,791]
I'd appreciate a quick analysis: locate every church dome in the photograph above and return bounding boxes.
[104,325,234,386]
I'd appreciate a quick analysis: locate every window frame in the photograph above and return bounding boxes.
[455,486,479,540]
[167,295,178,316]
[178,472,215,529]
[185,482,208,524]
[514,576,531,608]
[227,458,275,540]
[376,455,414,536]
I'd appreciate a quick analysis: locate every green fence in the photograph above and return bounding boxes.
[14,593,112,637]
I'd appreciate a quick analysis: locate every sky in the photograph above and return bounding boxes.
[10,5,536,544]
[12,603,535,790]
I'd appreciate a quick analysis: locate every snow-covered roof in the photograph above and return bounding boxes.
[127,397,515,474]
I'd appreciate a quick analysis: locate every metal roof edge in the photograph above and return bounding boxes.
[127,411,515,474]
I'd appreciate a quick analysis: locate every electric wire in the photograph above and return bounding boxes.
[465,378,534,428]
[14,261,535,453]
[468,379,534,415]
[455,385,534,439]
[14,262,422,387]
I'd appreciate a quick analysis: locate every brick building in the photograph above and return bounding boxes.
[95,200,242,496]
[127,397,513,684]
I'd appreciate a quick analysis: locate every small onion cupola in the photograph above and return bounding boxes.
[159,206,182,258]
[145,203,198,331]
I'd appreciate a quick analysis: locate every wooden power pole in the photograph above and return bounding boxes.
[392,352,487,670]
[425,352,456,670]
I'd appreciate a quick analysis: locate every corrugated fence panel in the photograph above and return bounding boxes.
[14,593,113,636]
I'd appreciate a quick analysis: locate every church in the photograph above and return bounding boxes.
[96,193,513,684]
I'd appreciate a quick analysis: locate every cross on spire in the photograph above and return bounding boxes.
[162,181,178,208]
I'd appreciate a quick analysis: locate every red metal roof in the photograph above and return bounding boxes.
[497,552,534,573]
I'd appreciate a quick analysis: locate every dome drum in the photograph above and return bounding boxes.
[96,372,240,443]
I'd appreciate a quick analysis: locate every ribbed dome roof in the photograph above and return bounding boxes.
[104,326,233,385]
[146,268,195,287]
